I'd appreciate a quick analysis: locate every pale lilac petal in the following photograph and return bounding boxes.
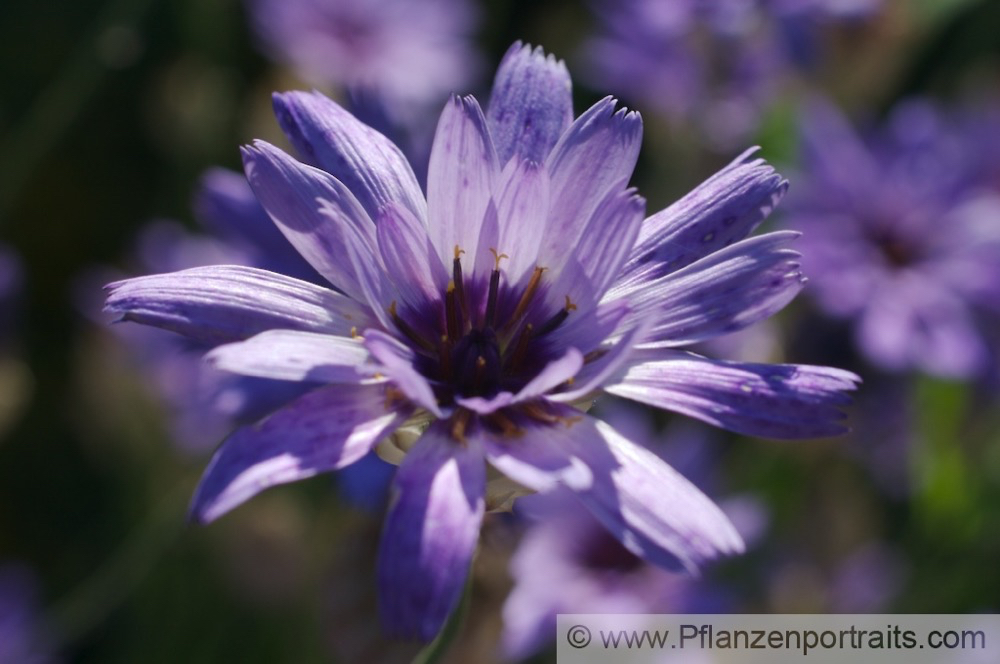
[363,330,443,417]
[377,423,485,641]
[340,225,398,331]
[486,41,573,165]
[104,265,374,344]
[190,384,406,523]
[376,202,448,311]
[272,90,427,223]
[549,323,646,403]
[546,187,645,312]
[539,97,642,272]
[242,141,377,300]
[606,350,861,439]
[206,330,371,383]
[482,411,743,571]
[456,348,583,414]
[494,159,550,287]
[607,231,805,346]
[621,148,788,282]
[426,95,500,268]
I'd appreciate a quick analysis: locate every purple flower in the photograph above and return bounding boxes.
[104,42,858,640]
[246,0,480,112]
[501,406,768,660]
[787,98,1000,378]
[581,0,882,147]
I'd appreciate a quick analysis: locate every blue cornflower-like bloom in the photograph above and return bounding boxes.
[788,98,1000,378]
[105,43,859,640]
[581,0,882,147]
[247,0,480,112]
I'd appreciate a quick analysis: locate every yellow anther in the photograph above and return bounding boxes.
[447,279,456,293]
[388,300,398,317]
[564,295,578,312]
[453,245,465,260]
[489,248,509,270]
[350,326,359,339]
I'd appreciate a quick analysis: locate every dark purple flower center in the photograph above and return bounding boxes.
[388,247,581,437]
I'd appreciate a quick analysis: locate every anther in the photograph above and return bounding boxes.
[535,296,577,337]
[484,266,502,329]
[350,326,359,339]
[452,246,467,318]
[438,335,452,380]
[504,266,546,334]
[506,323,533,372]
[445,281,461,340]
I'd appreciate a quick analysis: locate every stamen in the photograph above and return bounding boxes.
[504,266,546,333]
[350,326,359,339]
[473,355,487,390]
[451,408,472,443]
[452,245,467,319]
[489,248,509,270]
[485,410,522,438]
[521,401,562,424]
[505,323,533,372]
[438,335,452,381]
[384,385,405,409]
[484,267,501,329]
[445,281,461,341]
[535,296,577,337]
[583,348,608,364]
[388,301,434,352]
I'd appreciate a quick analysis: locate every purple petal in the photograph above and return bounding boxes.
[206,330,371,383]
[377,423,485,641]
[539,97,642,273]
[426,95,499,269]
[272,90,427,223]
[104,265,374,344]
[549,322,646,403]
[363,330,443,417]
[608,231,805,346]
[546,186,645,312]
[621,148,789,282]
[376,202,448,311]
[494,159,550,287]
[606,350,861,439]
[192,168,323,284]
[242,141,378,300]
[189,384,406,523]
[486,41,573,165]
[456,348,584,415]
[482,410,743,571]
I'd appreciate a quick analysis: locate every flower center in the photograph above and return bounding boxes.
[388,245,578,405]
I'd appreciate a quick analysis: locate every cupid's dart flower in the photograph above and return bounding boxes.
[105,43,859,640]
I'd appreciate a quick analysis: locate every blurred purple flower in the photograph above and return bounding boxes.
[0,564,57,664]
[105,42,858,640]
[502,406,768,660]
[581,0,882,147]
[247,0,480,112]
[787,98,1000,378]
